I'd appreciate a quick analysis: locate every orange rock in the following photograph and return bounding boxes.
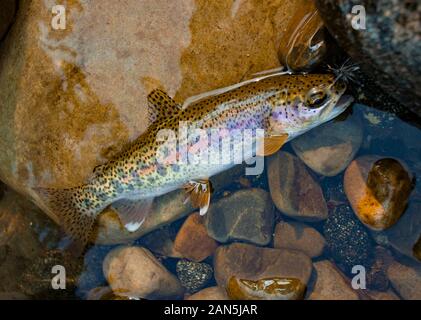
[344,156,413,230]
[174,212,218,262]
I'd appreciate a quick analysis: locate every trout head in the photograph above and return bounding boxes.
[268,74,353,139]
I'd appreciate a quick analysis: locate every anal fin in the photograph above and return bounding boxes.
[111,198,154,232]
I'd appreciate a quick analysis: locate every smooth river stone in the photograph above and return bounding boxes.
[205,188,275,246]
[273,221,325,258]
[291,114,363,177]
[0,0,16,40]
[267,151,328,221]
[344,156,413,230]
[173,212,218,262]
[214,243,313,288]
[227,276,306,300]
[387,260,421,300]
[308,260,359,300]
[103,246,184,299]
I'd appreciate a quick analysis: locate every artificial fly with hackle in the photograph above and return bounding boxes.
[328,58,361,86]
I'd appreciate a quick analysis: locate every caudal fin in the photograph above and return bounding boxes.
[35,186,102,253]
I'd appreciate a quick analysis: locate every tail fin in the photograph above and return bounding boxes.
[35,186,103,254]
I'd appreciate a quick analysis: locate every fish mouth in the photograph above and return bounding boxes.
[326,94,354,120]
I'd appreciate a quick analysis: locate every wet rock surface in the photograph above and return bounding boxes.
[103,246,184,299]
[0,0,16,40]
[344,156,413,230]
[174,213,218,262]
[20,250,83,299]
[86,286,131,300]
[0,191,61,294]
[308,260,359,300]
[368,290,400,300]
[137,227,181,259]
[176,260,213,293]
[205,189,274,246]
[315,0,421,115]
[227,276,306,300]
[267,151,328,221]
[76,245,115,298]
[213,243,313,288]
[374,202,421,263]
[277,0,326,70]
[387,260,421,300]
[324,205,374,274]
[291,115,363,176]
[273,221,325,258]
[365,247,392,292]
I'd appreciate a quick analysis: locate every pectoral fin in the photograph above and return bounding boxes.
[184,179,212,216]
[257,134,288,156]
[111,197,154,232]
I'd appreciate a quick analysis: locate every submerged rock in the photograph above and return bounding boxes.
[344,156,413,230]
[366,247,392,292]
[186,286,228,300]
[323,205,374,274]
[205,189,274,246]
[0,0,299,243]
[273,221,325,258]
[76,245,115,298]
[277,0,326,70]
[308,260,359,300]
[0,292,29,300]
[0,191,61,293]
[137,227,182,259]
[387,260,421,300]
[174,213,218,262]
[103,246,184,299]
[367,290,400,301]
[20,250,83,299]
[267,151,328,221]
[213,243,313,288]
[176,260,213,293]
[0,0,16,40]
[227,276,306,300]
[291,115,363,177]
[315,0,421,115]
[86,286,131,300]
[374,202,421,263]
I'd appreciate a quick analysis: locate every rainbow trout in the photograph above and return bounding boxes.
[37,73,353,247]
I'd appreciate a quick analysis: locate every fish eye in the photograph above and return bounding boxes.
[306,88,328,109]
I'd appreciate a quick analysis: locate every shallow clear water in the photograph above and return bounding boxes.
[0,0,420,301]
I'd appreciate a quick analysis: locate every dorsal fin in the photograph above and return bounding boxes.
[147,89,182,123]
